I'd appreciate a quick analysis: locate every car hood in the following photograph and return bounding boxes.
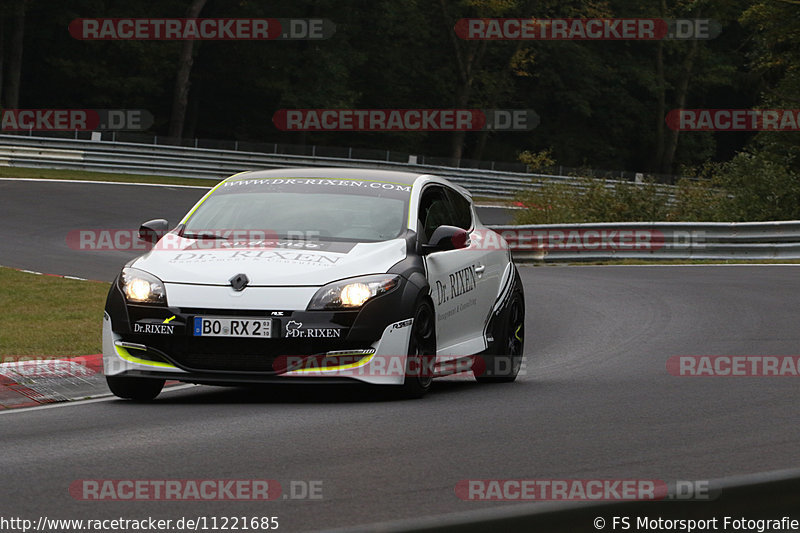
[130,236,408,286]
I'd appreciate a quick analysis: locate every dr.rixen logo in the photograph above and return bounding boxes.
[284,321,343,338]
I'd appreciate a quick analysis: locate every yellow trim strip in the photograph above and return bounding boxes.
[288,352,375,373]
[115,344,178,369]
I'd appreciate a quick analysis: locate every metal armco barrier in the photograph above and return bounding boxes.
[490,221,800,262]
[0,134,675,200]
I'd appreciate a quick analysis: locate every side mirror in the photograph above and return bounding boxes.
[421,225,470,255]
[138,218,169,245]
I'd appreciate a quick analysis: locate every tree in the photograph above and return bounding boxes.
[2,0,26,109]
[740,0,800,166]
[168,0,208,140]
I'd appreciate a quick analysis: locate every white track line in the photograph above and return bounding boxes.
[0,384,199,415]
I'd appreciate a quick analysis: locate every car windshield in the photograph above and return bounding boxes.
[182,176,411,242]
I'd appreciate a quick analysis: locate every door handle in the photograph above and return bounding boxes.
[474,265,486,274]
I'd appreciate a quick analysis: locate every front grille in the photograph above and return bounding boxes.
[174,337,302,372]
[176,351,278,372]
[135,335,371,373]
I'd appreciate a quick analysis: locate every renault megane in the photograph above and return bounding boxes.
[102,168,525,400]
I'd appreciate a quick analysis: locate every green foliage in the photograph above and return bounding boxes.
[739,0,800,168]
[669,176,730,222]
[715,150,800,221]
[518,148,555,171]
[513,178,669,224]
[513,152,800,224]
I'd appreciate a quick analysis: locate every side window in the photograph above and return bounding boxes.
[418,186,454,242]
[445,188,473,230]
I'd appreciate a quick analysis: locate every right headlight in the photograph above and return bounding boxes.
[307,275,400,310]
[119,267,167,304]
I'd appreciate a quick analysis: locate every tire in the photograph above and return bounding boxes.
[475,291,524,383]
[106,375,165,401]
[397,300,436,399]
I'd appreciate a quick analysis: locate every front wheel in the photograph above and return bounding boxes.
[106,376,165,401]
[475,291,524,383]
[397,300,436,399]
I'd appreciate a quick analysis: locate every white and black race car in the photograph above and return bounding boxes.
[103,168,525,400]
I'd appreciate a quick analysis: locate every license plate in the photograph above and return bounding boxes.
[193,317,272,338]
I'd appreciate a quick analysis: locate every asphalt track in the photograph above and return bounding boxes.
[2,179,800,531]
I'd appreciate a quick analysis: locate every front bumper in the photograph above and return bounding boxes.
[103,278,419,386]
[103,316,413,385]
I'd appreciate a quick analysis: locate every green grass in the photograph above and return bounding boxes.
[0,166,219,187]
[0,267,110,358]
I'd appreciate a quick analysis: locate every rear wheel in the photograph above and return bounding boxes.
[475,291,524,383]
[106,376,165,401]
[398,300,436,399]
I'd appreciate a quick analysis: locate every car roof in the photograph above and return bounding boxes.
[226,167,425,186]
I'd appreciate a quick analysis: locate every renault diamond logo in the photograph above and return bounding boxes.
[229,273,249,291]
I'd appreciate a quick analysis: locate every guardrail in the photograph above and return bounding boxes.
[0,134,676,200]
[491,221,800,262]
[1,129,683,182]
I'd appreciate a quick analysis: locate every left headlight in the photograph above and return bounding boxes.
[308,274,400,310]
[119,267,167,304]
